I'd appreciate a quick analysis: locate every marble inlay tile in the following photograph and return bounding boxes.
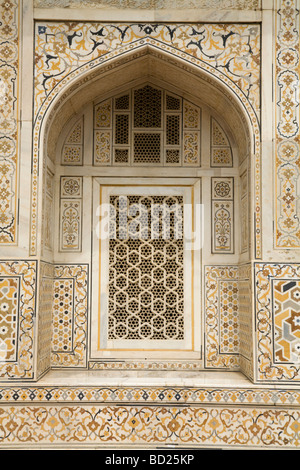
[59,177,83,251]
[204,265,239,369]
[0,404,298,448]
[255,263,300,381]
[51,264,89,368]
[0,277,19,362]
[0,261,37,380]
[274,280,300,363]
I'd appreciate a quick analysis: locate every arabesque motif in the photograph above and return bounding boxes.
[0,261,37,380]
[255,263,300,381]
[0,404,299,448]
[0,0,19,244]
[51,264,89,368]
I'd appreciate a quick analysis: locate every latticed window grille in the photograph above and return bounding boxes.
[93,84,201,166]
[108,194,185,341]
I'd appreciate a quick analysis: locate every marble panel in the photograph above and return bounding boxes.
[0,0,19,244]
[0,404,299,448]
[204,265,239,369]
[59,177,83,251]
[51,264,89,368]
[273,279,300,363]
[43,168,54,251]
[0,260,37,380]
[255,263,300,381]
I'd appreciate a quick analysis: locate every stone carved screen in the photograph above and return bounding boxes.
[93,83,201,167]
[91,179,201,360]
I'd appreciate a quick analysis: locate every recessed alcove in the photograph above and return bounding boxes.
[37,47,254,383]
[3,0,300,449]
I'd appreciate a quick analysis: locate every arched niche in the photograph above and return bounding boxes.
[38,46,256,376]
[44,47,252,166]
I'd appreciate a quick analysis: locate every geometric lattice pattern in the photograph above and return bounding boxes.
[133,85,162,128]
[133,133,161,164]
[274,280,300,363]
[51,264,89,368]
[52,278,74,353]
[204,265,240,369]
[108,195,184,341]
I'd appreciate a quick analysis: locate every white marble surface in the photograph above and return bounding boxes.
[33,7,262,24]
[36,369,252,387]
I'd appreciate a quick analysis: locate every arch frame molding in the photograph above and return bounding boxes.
[31,22,261,258]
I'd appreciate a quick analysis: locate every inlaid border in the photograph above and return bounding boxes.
[0,384,300,406]
[0,404,299,448]
[51,264,89,368]
[204,265,240,369]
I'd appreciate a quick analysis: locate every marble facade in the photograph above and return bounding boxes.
[0,0,300,449]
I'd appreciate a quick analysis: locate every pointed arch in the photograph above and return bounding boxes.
[31,39,261,257]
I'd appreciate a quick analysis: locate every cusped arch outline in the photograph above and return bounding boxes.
[31,34,261,257]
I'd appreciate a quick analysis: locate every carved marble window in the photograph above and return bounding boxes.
[93,83,201,167]
[91,179,201,360]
